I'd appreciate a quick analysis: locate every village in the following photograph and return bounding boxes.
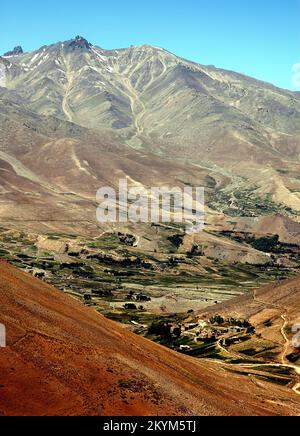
[146,312,255,355]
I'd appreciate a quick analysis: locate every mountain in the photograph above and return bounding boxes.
[1,37,300,417]
[0,259,299,416]
[1,36,300,271]
[0,96,213,237]
[2,36,300,153]
[1,35,300,216]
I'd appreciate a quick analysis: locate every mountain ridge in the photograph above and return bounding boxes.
[1,36,298,93]
[1,35,299,158]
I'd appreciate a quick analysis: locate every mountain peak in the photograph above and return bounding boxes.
[66,35,91,50]
[3,46,23,57]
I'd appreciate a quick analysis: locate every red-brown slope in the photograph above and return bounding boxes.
[0,260,299,416]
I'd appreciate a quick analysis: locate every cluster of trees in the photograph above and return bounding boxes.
[126,290,151,301]
[187,244,204,258]
[93,289,113,297]
[251,235,279,252]
[209,315,252,328]
[124,303,145,311]
[148,322,171,337]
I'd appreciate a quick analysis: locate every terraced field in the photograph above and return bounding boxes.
[0,227,298,332]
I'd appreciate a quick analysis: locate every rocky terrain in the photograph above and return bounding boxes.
[1,36,300,235]
[1,35,300,217]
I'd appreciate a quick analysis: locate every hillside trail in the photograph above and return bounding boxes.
[253,289,292,364]
[211,288,300,397]
[213,289,300,383]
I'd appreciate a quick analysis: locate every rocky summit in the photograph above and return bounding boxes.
[66,35,92,50]
[3,45,23,56]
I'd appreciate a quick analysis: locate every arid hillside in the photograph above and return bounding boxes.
[199,276,300,366]
[0,260,299,416]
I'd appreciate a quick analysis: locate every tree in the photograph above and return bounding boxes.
[124,303,137,310]
[84,293,92,302]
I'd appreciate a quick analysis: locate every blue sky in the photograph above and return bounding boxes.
[1,0,299,90]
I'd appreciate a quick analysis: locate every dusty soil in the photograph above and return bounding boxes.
[0,260,299,416]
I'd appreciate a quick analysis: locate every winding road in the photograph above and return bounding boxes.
[216,289,300,396]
